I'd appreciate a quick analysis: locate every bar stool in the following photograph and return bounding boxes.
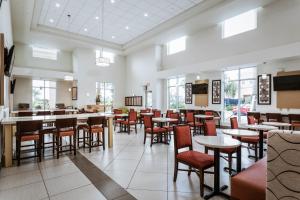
[16,120,43,166]
[83,116,106,152]
[77,119,89,148]
[54,118,77,159]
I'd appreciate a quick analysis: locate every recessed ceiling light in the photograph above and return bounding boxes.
[49,19,54,23]
[84,28,88,32]
[95,16,99,20]
[110,0,115,3]
[112,36,115,39]
[144,13,148,17]
[125,26,129,30]
[55,3,60,8]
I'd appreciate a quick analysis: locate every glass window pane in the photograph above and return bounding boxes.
[224,70,239,81]
[178,77,185,85]
[168,78,177,87]
[240,67,257,79]
[224,81,239,122]
[178,86,185,109]
[32,87,44,109]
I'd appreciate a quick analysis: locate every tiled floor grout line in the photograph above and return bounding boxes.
[38,163,51,199]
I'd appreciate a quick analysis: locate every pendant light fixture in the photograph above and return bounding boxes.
[96,0,110,67]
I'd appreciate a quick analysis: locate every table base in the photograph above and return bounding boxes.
[204,185,229,200]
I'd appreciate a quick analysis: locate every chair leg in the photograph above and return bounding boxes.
[188,166,192,176]
[73,134,76,155]
[128,125,130,135]
[143,131,146,144]
[16,139,21,166]
[199,170,204,197]
[228,153,232,175]
[255,144,258,161]
[38,138,42,162]
[173,160,178,182]
[205,147,208,154]
[102,130,105,150]
[56,135,60,159]
[89,131,92,153]
[150,134,154,147]
[135,124,137,134]
[52,134,55,156]
[83,130,86,148]
[77,129,80,148]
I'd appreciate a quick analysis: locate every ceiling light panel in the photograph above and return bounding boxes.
[37,0,204,44]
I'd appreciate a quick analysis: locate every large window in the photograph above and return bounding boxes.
[166,36,186,55]
[145,91,152,108]
[222,9,257,38]
[32,47,58,60]
[32,80,56,110]
[223,67,257,123]
[96,82,114,112]
[168,77,185,109]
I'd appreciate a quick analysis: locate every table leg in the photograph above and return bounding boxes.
[236,146,241,172]
[204,148,229,200]
[3,124,13,167]
[259,130,264,159]
[108,117,113,148]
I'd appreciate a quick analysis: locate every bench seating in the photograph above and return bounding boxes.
[231,157,267,200]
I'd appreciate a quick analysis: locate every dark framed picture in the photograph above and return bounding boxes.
[72,87,77,100]
[257,74,271,105]
[212,80,221,104]
[185,83,192,104]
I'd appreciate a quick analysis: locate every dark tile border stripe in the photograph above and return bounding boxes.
[69,152,136,200]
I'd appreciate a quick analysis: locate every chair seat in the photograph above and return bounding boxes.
[145,127,166,134]
[83,125,103,133]
[115,119,125,123]
[77,123,89,129]
[122,121,136,125]
[220,147,237,154]
[21,134,40,141]
[241,136,259,143]
[187,122,203,127]
[176,150,214,169]
[163,126,174,131]
[56,128,75,137]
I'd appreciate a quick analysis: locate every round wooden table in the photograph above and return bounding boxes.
[246,124,278,159]
[222,129,259,138]
[262,121,291,129]
[195,136,241,200]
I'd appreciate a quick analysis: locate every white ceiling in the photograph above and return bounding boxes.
[37,0,204,45]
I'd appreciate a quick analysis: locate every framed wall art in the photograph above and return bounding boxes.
[185,83,192,104]
[212,80,221,104]
[257,74,271,105]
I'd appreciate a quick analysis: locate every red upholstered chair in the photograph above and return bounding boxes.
[230,117,259,161]
[173,125,214,197]
[16,120,43,166]
[186,112,203,135]
[54,118,77,159]
[289,114,300,130]
[153,110,161,118]
[247,112,262,124]
[129,108,135,112]
[139,109,148,127]
[143,115,167,146]
[113,109,124,130]
[166,110,173,118]
[83,116,105,152]
[204,120,237,174]
[121,111,137,134]
[247,115,257,125]
[205,111,213,116]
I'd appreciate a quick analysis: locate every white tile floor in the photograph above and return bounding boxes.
[0,126,256,200]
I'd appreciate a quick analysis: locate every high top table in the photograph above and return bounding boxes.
[246,124,278,159]
[195,136,241,200]
[1,112,114,167]
[10,109,78,116]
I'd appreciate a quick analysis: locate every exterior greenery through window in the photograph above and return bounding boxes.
[168,77,185,109]
[96,82,114,112]
[32,80,56,110]
[223,67,257,123]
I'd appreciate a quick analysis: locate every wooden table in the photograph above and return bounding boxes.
[1,112,114,167]
[222,129,259,138]
[246,124,278,159]
[195,136,241,199]
[152,117,178,144]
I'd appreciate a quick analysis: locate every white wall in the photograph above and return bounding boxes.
[0,0,14,107]
[73,48,126,108]
[14,42,73,72]
[125,45,165,110]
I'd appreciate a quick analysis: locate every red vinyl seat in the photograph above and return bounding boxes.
[176,151,214,169]
[231,157,266,200]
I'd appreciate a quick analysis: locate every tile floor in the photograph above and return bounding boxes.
[0,126,257,200]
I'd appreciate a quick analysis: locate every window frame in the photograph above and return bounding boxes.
[167,77,186,110]
[96,82,114,112]
[32,80,57,110]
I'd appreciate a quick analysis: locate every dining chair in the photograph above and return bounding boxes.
[143,115,167,146]
[166,110,173,118]
[54,118,77,159]
[121,111,137,134]
[83,116,106,152]
[230,117,258,161]
[288,114,300,130]
[53,110,66,115]
[173,125,214,197]
[16,120,43,166]
[113,109,124,130]
[247,112,262,123]
[18,111,33,117]
[204,120,237,174]
[153,110,161,118]
[266,113,282,122]
[186,112,203,135]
